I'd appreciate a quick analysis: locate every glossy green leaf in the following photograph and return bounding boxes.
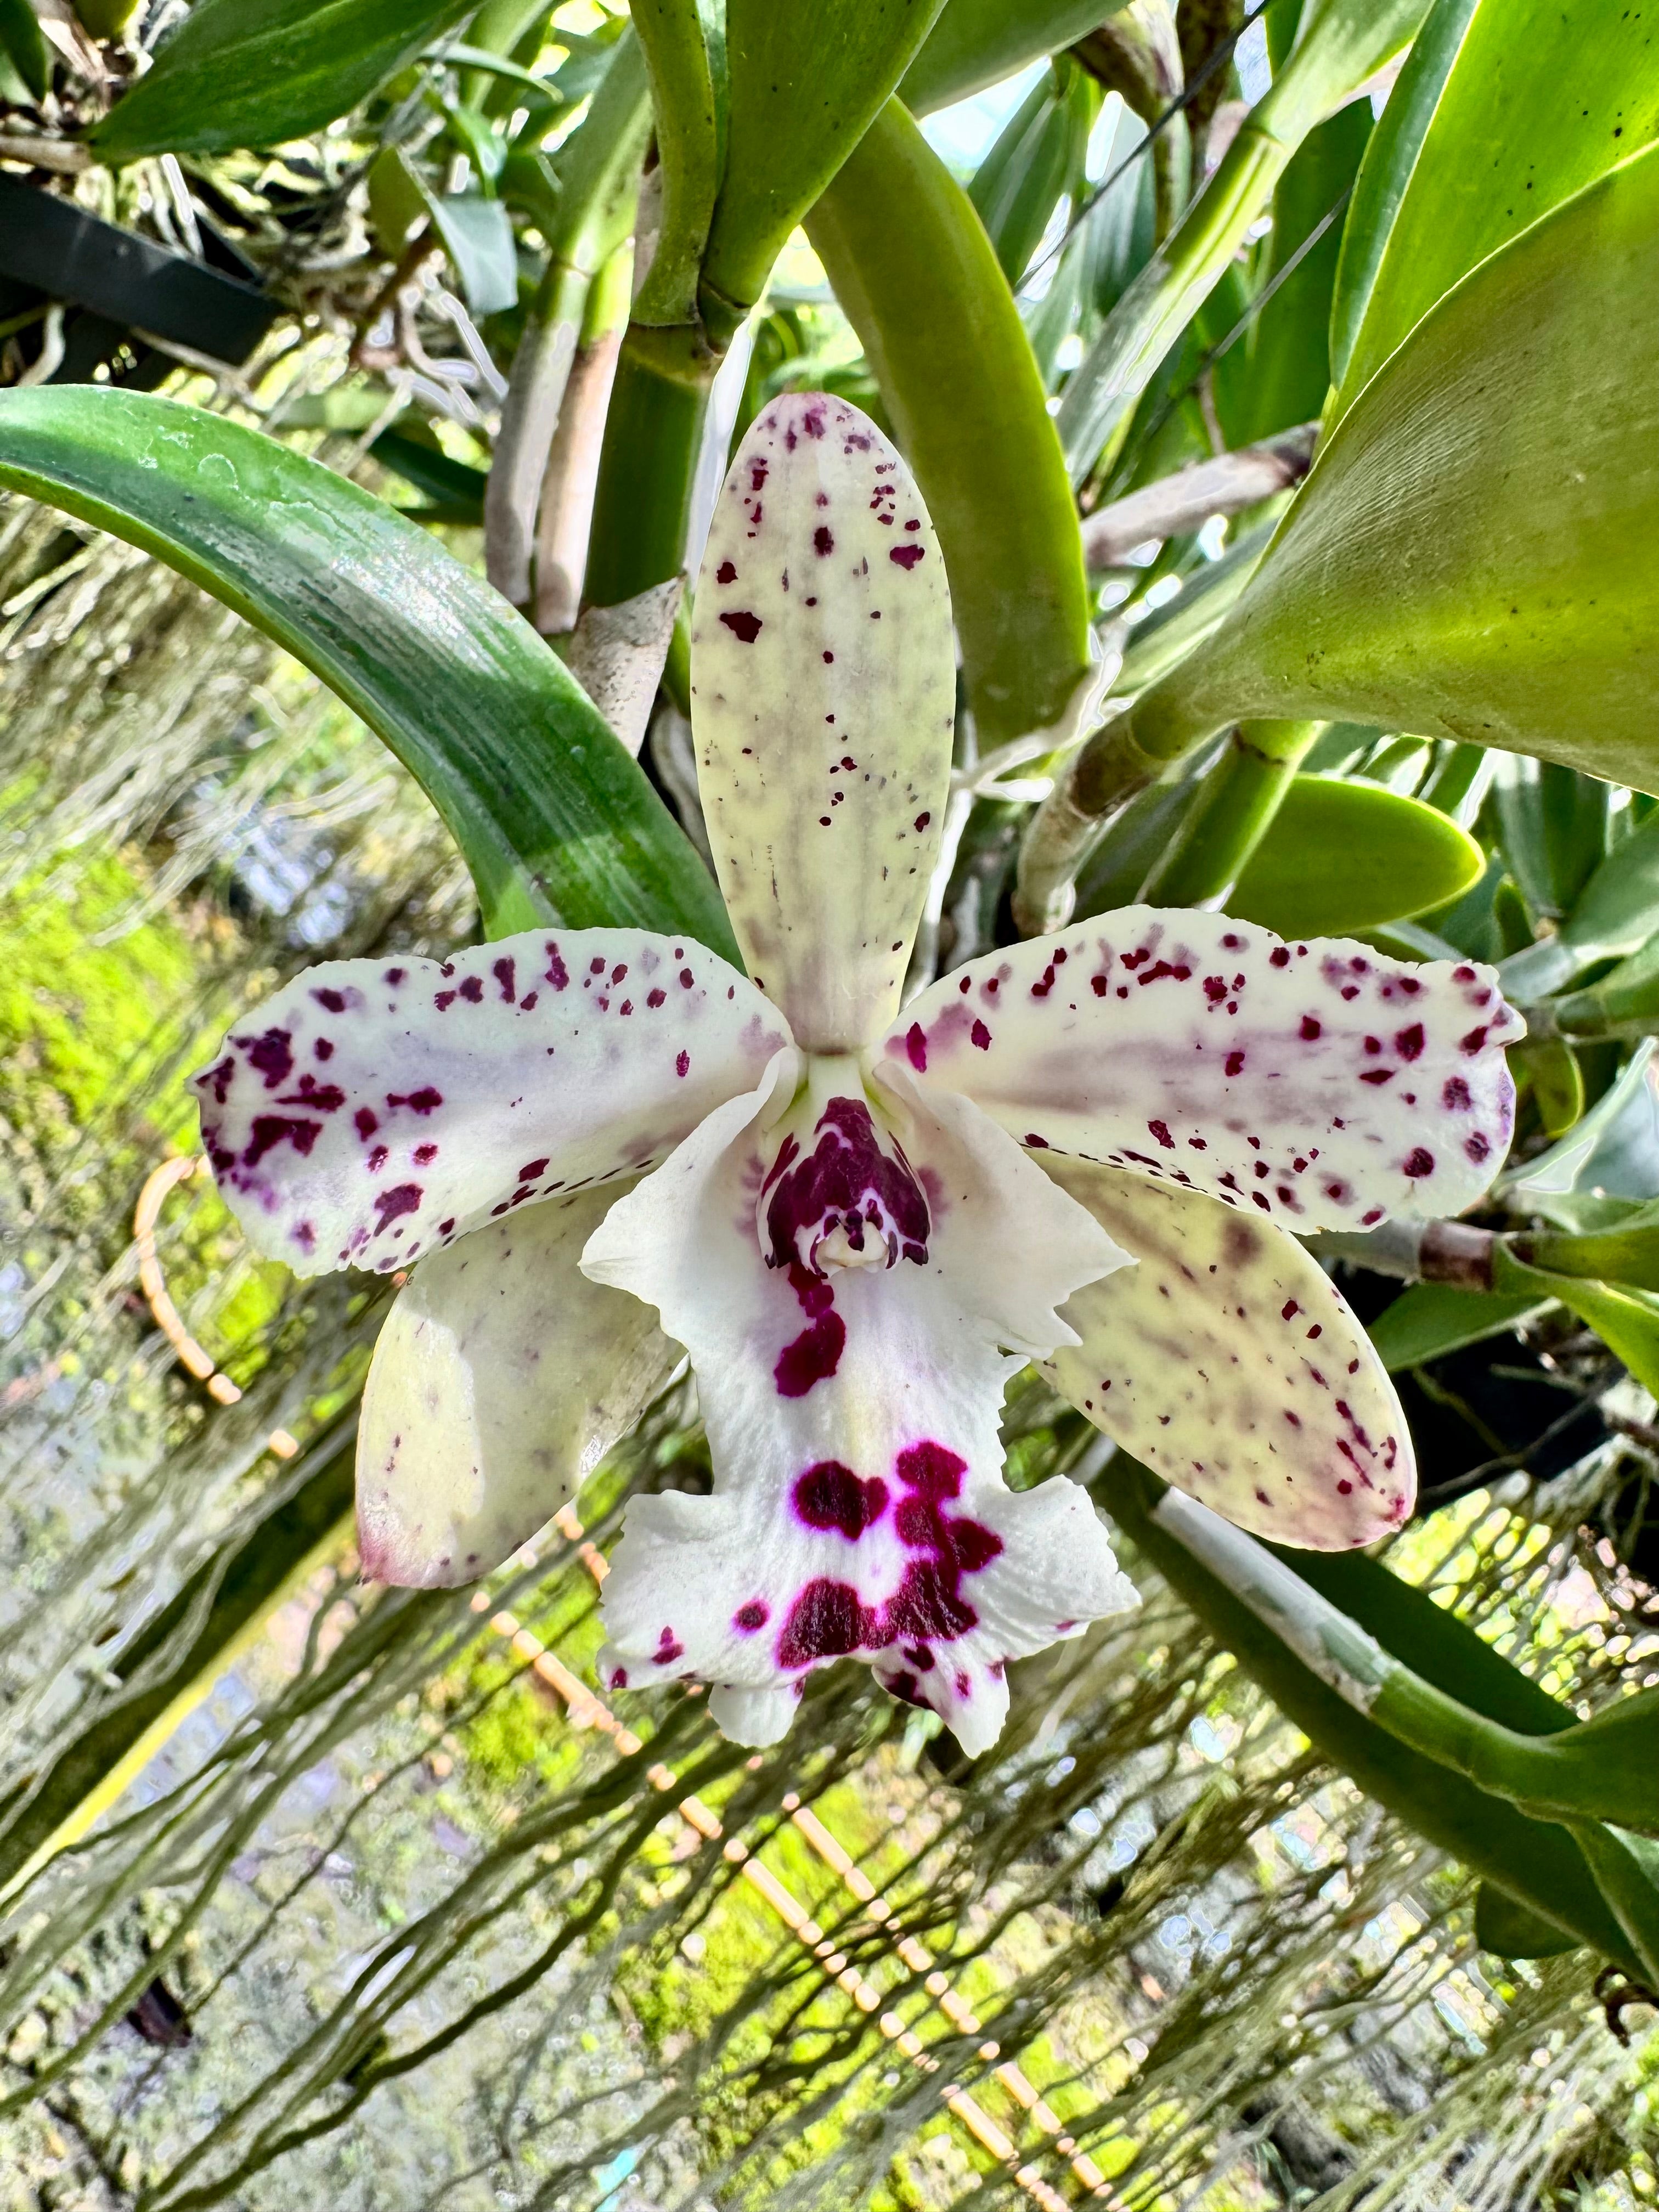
[426,191,520,317]
[901,0,1129,112]
[1214,98,1371,446]
[1520,1037,1586,1139]
[0,1429,355,1900]
[1498,1043,1659,1211]
[1116,144,1659,794]
[1475,1883,1581,1960]
[808,98,1093,746]
[1224,774,1484,936]
[1055,0,1429,482]
[1551,939,1659,1046]
[1106,1460,1644,1972]
[1331,0,1659,419]
[92,0,480,161]
[1503,810,1659,1002]
[373,425,489,519]
[0,389,738,957]
[701,0,950,326]
[1271,1543,1573,1739]
[1365,1282,1554,1372]
[1498,1259,1659,1401]
[1570,1822,1659,1983]
[969,57,1098,289]
[1492,758,1610,923]
[0,0,50,102]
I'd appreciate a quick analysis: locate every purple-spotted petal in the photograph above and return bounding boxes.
[582,1058,1137,1752]
[879,907,1522,1231]
[1043,1161,1414,1547]
[357,1187,677,1587]
[691,393,956,1051]
[189,927,791,1276]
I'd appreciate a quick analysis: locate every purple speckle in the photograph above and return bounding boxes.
[1403,1147,1435,1178]
[716,559,737,583]
[794,1462,888,1540]
[372,1182,422,1234]
[676,1049,690,1078]
[889,544,924,570]
[245,1029,294,1088]
[720,610,763,643]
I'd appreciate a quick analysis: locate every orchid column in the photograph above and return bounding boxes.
[190,394,1521,1758]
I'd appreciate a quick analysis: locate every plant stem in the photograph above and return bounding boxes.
[1136,716,1320,906]
[1081,423,1317,569]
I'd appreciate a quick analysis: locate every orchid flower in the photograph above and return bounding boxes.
[190,393,1523,1757]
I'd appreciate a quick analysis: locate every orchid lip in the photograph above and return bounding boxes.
[758,1054,931,1278]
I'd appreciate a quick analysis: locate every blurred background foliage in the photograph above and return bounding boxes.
[0,0,1657,2205]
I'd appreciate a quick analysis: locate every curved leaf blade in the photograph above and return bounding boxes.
[93,0,480,162]
[0,389,737,956]
[1139,142,1659,792]
[1332,0,1659,418]
[808,98,1093,744]
[1226,772,1485,936]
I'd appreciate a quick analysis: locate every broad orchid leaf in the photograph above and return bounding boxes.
[1570,1823,1659,1983]
[1107,1461,1644,1973]
[1364,1282,1555,1372]
[1115,142,1659,794]
[1331,0,1659,421]
[0,388,738,958]
[1494,1253,1659,1401]
[901,0,1131,114]
[1268,1544,1575,1737]
[425,191,520,318]
[0,0,50,102]
[808,98,1094,745]
[1474,1883,1581,1961]
[92,0,481,161]
[1226,774,1485,937]
[699,0,951,327]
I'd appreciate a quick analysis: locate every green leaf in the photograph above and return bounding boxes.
[700,0,951,325]
[1055,0,1430,482]
[1224,773,1485,936]
[1105,1460,1644,1973]
[1491,758,1610,924]
[425,190,521,316]
[0,0,50,102]
[1273,1543,1576,1737]
[1475,1882,1582,1960]
[1214,98,1371,446]
[1502,810,1659,1002]
[969,57,1098,290]
[0,1430,355,1900]
[1499,1260,1659,1401]
[0,388,738,957]
[1116,143,1659,794]
[1331,0,1659,421]
[371,424,489,519]
[1364,1281,1555,1372]
[92,0,481,162]
[630,0,726,328]
[901,0,1130,114]
[1570,1822,1659,1983]
[808,98,1093,747]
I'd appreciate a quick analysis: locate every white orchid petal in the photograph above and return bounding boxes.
[692,393,956,1049]
[583,1061,1136,1750]
[357,1186,677,1586]
[190,927,791,1276]
[881,907,1522,1231]
[1043,1161,1414,1548]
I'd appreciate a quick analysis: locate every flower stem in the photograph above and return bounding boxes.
[1136,717,1321,907]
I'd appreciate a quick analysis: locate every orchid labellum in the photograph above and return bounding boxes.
[191,394,1522,1755]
